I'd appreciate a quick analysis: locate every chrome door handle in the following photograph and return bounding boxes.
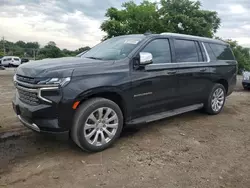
[167,70,177,75]
[200,68,207,72]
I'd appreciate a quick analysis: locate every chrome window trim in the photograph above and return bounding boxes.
[201,42,211,62]
[148,61,209,66]
[147,42,211,66]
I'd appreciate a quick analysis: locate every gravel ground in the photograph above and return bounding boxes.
[0,69,249,188]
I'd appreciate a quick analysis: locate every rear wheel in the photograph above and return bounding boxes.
[71,98,123,152]
[204,83,226,115]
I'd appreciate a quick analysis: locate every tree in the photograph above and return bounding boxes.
[101,0,221,39]
[75,46,91,54]
[226,40,250,72]
[15,41,26,48]
[48,41,56,46]
[26,42,39,49]
[38,42,63,59]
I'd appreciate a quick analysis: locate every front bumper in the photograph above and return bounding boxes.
[242,80,250,88]
[12,94,69,133]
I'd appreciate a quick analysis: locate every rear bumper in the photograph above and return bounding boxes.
[12,94,69,134]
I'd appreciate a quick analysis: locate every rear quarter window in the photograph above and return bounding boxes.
[205,43,235,60]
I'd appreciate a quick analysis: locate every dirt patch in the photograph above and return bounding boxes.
[0,91,249,188]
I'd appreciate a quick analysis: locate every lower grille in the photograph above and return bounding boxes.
[17,87,40,105]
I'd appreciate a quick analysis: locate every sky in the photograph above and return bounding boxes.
[0,0,250,50]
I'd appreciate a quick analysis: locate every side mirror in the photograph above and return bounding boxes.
[139,52,153,65]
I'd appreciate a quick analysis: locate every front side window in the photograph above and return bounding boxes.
[82,35,145,61]
[141,39,171,64]
[174,39,199,62]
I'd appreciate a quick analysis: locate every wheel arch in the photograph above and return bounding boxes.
[76,87,128,120]
[216,79,229,94]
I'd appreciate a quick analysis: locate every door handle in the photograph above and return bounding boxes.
[167,70,177,75]
[200,68,207,72]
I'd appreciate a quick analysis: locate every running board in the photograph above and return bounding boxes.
[127,103,204,125]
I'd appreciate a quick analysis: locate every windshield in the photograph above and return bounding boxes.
[82,35,145,60]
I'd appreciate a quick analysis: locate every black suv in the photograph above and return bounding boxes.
[13,33,237,152]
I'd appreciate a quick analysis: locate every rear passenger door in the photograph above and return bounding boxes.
[172,38,212,107]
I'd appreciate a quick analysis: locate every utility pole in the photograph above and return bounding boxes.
[2,36,6,55]
[33,49,36,60]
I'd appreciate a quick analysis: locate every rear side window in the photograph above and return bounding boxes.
[205,43,235,60]
[14,58,19,61]
[174,39,199,62]
[142,39,171,64]
[204,43,217,61]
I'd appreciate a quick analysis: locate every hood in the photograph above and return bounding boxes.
[16,57,114,78]
[243,71,250,76]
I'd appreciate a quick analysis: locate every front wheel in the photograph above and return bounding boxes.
[71,98,123,152]
[204,83,226,115]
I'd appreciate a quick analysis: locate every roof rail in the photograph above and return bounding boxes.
[160,32,225,44]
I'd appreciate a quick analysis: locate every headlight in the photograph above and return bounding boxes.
[243,73,250,80]
[37,77,71,87]
[243,75,249,80]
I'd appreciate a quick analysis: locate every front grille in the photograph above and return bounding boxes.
[17,86,40,105]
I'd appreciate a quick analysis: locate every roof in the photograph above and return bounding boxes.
[2,56,20,58]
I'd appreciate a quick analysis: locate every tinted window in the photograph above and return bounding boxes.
[209,43,235,60]
[174,39,199,62]
[204,43,217,61]
[142,39,171,64]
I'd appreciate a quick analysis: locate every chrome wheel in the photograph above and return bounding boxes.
[211,88,225,112]
[84,107,119,147]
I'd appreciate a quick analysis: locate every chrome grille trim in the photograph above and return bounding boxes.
[14,77,59,104]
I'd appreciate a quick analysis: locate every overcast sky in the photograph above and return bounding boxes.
[0,0,250,50]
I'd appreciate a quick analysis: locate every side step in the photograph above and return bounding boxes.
[126,103,204,125]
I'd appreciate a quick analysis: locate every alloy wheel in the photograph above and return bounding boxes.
[83,107,119,147]
[211,88,225,112]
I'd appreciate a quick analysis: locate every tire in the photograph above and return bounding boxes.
[204,83,226,115]
[71,98,123,152]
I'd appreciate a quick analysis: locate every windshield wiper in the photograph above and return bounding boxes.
[85,56,103,60]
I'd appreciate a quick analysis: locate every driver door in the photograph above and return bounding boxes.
[130,38,180,119]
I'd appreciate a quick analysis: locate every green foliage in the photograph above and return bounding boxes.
[101,0,221,39]
[226,40,250,72]
[38,42,63,59]
[0,39,90,60]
